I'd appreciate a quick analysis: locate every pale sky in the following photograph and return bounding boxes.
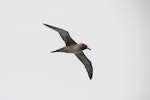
[0,0,150,100]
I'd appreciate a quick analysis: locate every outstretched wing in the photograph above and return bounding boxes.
[43,23,76,46]
[75,52,93,79]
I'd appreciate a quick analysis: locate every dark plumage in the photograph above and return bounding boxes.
[43,23,93,79]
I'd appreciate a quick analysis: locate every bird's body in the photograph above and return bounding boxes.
[43,23,93,79]
[51,43,89,53]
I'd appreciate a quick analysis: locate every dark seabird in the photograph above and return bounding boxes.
[43,23,93,79]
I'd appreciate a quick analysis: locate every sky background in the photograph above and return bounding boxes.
[0,0,150,100]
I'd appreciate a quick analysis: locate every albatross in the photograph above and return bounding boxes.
[43,23,93,79]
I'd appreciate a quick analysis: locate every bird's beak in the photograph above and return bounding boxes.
[86,47,91,50]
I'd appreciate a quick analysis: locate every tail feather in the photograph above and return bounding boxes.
[51,48,63,53]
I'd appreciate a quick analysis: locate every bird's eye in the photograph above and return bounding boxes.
[84,45,87,49]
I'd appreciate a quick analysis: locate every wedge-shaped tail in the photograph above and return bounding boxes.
[51,48,64,53]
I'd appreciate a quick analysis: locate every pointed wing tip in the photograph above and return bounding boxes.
[88,64,93,80]
[43,23,48,26]
[43,23,55,30]
[89,74,93,80]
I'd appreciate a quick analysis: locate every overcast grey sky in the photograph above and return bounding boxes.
[0,0,150,100]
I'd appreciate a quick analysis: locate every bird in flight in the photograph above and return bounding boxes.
[43,23,93,79]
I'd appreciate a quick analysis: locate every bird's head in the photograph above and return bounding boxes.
[80,43,91,50]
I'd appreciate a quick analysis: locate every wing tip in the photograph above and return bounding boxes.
[88,67,93,80]
[43,23,48,26]
[42,23,59,30]
[89,74,93,80]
